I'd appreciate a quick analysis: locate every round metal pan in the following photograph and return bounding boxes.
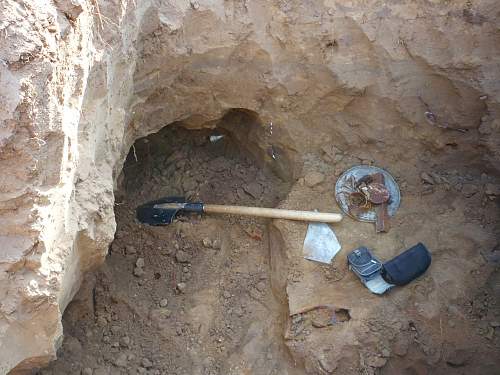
[335,165,401,222]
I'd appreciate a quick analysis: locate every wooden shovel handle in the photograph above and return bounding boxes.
[203,204,342,223]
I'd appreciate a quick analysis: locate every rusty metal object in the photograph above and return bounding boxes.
[375,204,390,232]
[363,182,390,204]
[347,191,370,219]
[348,191,370,208]
[370,173,390,232]
[335,165,401,225]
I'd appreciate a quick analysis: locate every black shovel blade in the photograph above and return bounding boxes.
[136,196,187,226]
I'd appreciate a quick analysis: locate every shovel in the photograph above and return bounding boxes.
[136,196,343,225]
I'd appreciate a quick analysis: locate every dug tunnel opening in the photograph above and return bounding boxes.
[44,109,305,375]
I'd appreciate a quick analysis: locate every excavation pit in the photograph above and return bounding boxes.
[40,110,500,375]
[3,1,500,374]
[45,119,302,374]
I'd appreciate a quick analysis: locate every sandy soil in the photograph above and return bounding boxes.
[40,126,500,375]
[41,127,301,375]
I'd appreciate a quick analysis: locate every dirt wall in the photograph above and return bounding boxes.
[0,0,499,373]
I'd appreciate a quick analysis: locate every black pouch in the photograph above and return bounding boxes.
[382,243,431,286]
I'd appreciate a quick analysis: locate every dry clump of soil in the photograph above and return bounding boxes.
[41,127,298,375]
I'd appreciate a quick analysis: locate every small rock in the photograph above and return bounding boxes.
[175,324,184,336]
[249,288,261,300]
[175,250,190,263]
[429,172,444,184]
[135,258,145,268]
[234,306,244,317]
[420,172,435,185]
[392,321,403,331]
[223,291,231,299]
[425,111,437,125]
[190,0,199,10]
[243,182,264,198]
[150,308,172,330]
[292,314,303,324]
[159,298,169,307]
[125,245,136,255]
[120,335,131,347]
[421,186,434,195]
[321,144,341,159]
[110,242,120,253]
[366,355,387,368]
[485,183,500,196]
[236,187,247,200]
[111,341,119,348]
[202,238,212,248]
[393,337,409,356]
[114,353,128,367]
[311,309,332,328]
[110,325,121,335]
[182,176,197,192]
[209,156,227,172]
[82,368,93,375]
[381,348,391,358]
[445,349,470,367]
[96,316,108,327]
[490,321,500,328]
[141,358,153,369]
[318,357,337,373]
[304,171,325,187]
[462,184,479,198]
[177,282,187,293]
[133,267,145,277]
[212,239,221,249]
[255,281,266,292]
[244,226,263,241]
[485,326,495,340]
[322,154,333,162]
[102,335,111,344]
[176,158,187,169]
